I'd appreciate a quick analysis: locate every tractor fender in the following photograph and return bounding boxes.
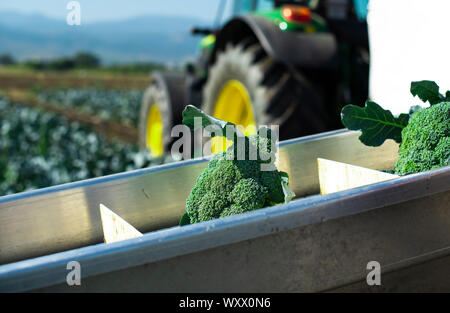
[210,15,338,69]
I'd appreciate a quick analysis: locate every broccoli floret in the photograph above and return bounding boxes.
[260,170,286,205]
[185,129,291,224]
[229,178,267,210]
[394,101,450,175]
[220,204,247,218]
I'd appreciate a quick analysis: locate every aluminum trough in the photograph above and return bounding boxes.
[0,129,449,292]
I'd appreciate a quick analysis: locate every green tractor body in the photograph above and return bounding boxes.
[140,0,369,158]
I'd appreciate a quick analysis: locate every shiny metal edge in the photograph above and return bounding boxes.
[0,157,205,205]
[0,128,348,205]
[0,164,448,292]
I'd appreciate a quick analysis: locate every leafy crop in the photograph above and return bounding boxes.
[410,80,447,105]
[342,80,450,147]
[394,102,449,174]
[180,105,295,225]
[0,97,154,196]
[341,80,450,175]
[341,101,409,146]
[37,88,143,127]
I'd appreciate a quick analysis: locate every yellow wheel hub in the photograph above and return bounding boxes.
[146,104,164,157]
[212,80,256,153]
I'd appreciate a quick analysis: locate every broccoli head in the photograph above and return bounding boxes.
[185,128,292,224]
[394,101,450,175]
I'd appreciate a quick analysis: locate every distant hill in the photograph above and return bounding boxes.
[0,11,212,64]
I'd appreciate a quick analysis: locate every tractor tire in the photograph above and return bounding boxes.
[139,72,186,157]
[202,39,332,140]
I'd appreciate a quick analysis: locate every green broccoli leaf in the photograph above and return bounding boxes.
[341,100,409,146]
[280,171,295,203]
[179,212,190,226]
[410,80,444,105]
[182,105,243,139]
[446,91,450,101]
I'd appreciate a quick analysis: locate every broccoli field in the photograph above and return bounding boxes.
[36,88,143,127]
[0,95,155,196]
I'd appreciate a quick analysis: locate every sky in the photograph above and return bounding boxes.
[0,0,233,24]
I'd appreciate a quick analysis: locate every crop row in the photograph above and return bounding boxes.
[0,97,156,196]
[36,88,143,127]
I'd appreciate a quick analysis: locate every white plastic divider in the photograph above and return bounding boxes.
[99,204,142,244]
[317,158,398,195]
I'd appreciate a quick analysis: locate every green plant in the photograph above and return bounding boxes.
[394,101,449,174]
[180,105,295,225]
[36,88,143,127]
[0,53,15,65]
[73,52,101,68]
[341,80,450,175]
[0,97,156,196]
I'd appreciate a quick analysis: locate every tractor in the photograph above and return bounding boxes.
[139,0,370,158]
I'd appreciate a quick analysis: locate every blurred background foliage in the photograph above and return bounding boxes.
[0,96,159,195]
